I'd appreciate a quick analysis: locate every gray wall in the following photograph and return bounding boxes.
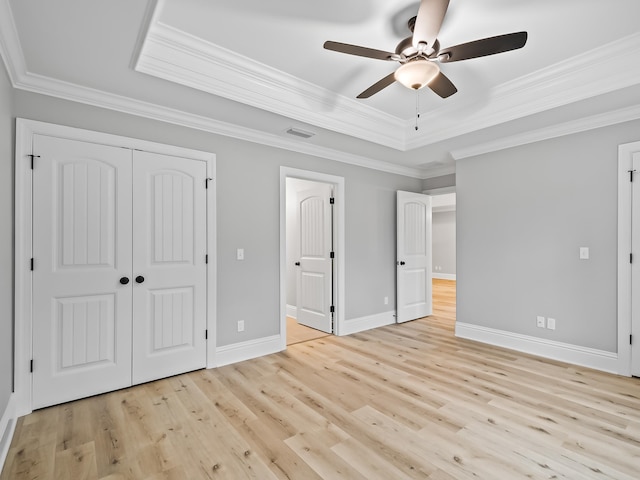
[457,120,640,353]
[432,211,456,275]
[423,173,455,191]
[0,61,14,417]
[14,90,422,347]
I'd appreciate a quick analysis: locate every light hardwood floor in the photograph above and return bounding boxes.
[286,316,329,345]
[3,279,640,479]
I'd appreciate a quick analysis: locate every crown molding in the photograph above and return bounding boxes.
[137,19,640,153]
[451,103,640,160]
[406,32,640,150]
[136,22,406,150]
[0,0,424,178]
[16,73,425,178]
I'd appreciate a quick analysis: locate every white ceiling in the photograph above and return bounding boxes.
[2,0,640,178]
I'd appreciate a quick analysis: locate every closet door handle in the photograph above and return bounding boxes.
[135,275,145,284]
[295,262,300,266]
[119,277,130,285]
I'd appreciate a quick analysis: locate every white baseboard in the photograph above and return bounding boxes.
[286,304,297,319]
[433,273,456,280]
[0,394,17,473]
[339,310,396,336]
[455,322,619,374]
[214,335,283,368]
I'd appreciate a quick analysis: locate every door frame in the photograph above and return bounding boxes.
[14,118,217,416]
[618,140,640,377]
[279,167,345,347]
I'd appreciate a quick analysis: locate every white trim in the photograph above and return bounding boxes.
[455,323,620,374]
[14,118,217,415]
[0,394,17,472]
[408,32,640,150]
[1,0,638,176]
[214,335,282,368]
[136,22,404,150]
[339,311,396,336]
[452,104,640,160]
[286,304,297,320]
[617,142,640,377]
[432,273,456,281]
[206,151,218,369]
[280,167,346,348]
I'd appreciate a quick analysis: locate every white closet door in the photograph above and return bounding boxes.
[131,151,208,384]
[32,135,133,409]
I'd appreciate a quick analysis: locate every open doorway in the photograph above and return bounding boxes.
[426,188,457,323]
[279,168,345,348]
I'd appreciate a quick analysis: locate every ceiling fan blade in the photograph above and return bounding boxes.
[428,71,457,98]
[439,31,528,63]
[324,41,396,61]
[357,72,397,99]
[412,0,450,50]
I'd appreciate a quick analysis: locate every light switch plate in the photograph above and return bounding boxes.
[579,247,589,260]
[237,248,244,260]
[547,317,556,330]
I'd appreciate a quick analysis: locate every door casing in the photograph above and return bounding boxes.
[14,118,217,416]
[280,167,345,347]
[618,140,640,377]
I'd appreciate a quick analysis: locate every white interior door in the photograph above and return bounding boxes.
[296,184,333,333]
[132,151,208,384]
[32,135,133,409]
[396,191,433,323]
[632,154,640,376]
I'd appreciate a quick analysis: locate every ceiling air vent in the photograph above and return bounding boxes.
[286,127,315,139]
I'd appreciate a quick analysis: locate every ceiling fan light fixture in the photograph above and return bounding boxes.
[394,60,440,90]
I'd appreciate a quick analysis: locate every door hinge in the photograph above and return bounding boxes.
[631,253,633,264]
[28,154,40,169]
[630,170,636,182]
[30,359,33,373]
[205,329,208,340]
[205,254,209,264]
[205,177,213,189]
[631,334,633,345]
[330,305,335,313]
[330,251,335,259]
[329,197,335,204]
[30,258,34,271]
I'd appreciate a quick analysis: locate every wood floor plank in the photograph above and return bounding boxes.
[3,279,640,479]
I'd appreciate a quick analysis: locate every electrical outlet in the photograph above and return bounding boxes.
[384,296,388,305]
[237,320,245,332]
[547,317,556,330]
[536,316,545,328]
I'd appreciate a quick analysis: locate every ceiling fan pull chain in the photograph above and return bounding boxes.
[415,90,421,131]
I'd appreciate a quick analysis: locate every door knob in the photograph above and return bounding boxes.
[399,261,406,266]
[295,262,300,266]
[119,277,130,285]
[135,275,145,284]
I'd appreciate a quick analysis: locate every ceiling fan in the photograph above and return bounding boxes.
[323,0,528,99]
